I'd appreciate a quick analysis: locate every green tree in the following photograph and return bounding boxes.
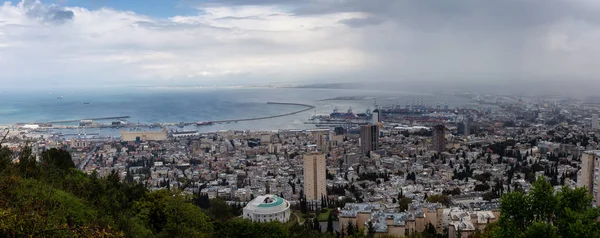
[207,198,234,222]
[523,222,558,238]
[422,223,437,238]
[326,213,334,234]
[40,148,75,171]
[214,218,290,238]
[0,146,12,173]
[312,217,321,231]
[529,177,556,222]
[132,190,213,237]
[266,181,270,194]
[346,221,356,236]
[398,197,413,212]
[492,175,600,238]
[17,146,39,179]
[367,221,375,238]
[426,194,451,207]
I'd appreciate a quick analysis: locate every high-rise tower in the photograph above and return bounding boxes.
[303,153,327,201]
[432,125,446,153]
[577,151,600,206]
[360,124,379,155]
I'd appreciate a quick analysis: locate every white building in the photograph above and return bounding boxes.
[593,114,599,130]
[243,194,291,223]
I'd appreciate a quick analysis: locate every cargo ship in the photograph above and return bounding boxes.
[329,107,356,119]
[196,121,213,126]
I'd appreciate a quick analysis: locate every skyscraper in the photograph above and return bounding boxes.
[372,109,381,124]
[303,153,327,201]
[360,124,379,155]
[593,114,599,130]
[315,133,329,152]
[577,151,600,206]
[432,125,446,153]
[464,117,470,137]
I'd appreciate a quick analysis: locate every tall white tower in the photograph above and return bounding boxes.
[372,109,380,124]
[593,114,599,130]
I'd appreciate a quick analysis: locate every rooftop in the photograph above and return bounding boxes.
[258,195,284,208]
[585,150,600,157]
[244,194,289,213]
[340,203,381,217]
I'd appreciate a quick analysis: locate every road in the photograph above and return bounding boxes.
[78,143,103,170]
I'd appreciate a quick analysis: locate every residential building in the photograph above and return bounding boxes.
[360,124,379,155]
[577,150,600,206]
[315,133,329,152]
[432,125,446,153]
[303,153,327,201]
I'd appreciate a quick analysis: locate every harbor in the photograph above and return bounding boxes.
[15,102,315,130]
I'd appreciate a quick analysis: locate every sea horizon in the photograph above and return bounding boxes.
[0,87,475,136]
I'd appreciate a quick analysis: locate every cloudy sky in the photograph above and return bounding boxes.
[1,0,600,92]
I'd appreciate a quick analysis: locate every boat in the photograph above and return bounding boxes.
[83,102,90,105]
[57,96,64,99]
[196,121,213,126]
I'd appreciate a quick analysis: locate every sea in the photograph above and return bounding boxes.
[0,87,475,137]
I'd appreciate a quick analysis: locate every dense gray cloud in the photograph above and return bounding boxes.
[199,0,600,24]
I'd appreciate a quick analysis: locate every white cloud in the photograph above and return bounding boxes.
[0,0,370,87]
[1,0,600,91]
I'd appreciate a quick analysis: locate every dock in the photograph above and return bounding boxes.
[209,102,314,124]
[28,116,131,124]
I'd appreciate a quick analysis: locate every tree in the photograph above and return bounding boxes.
[266,181,270,194]
[455,225,462,238]
[132,190,213,237]
[17,146,39,179]
[524,222,558,238]
[529,177,556,222]
[367,221,375,238]
[426,194,451,207]
[207,198,234,222]
[346,222,356,236]
[0,146,12,173]
[490,175,600,238]
[193,192,211,209]
[482,191,497,201]
[41,148,75,171]
[398,197,412,212]
[312,217,321,231]
[423,223,437,238]
[327,213,334,234]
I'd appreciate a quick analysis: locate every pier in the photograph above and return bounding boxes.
[304,121,368,126]
[209,102,314,124]
[27,116,131,124]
